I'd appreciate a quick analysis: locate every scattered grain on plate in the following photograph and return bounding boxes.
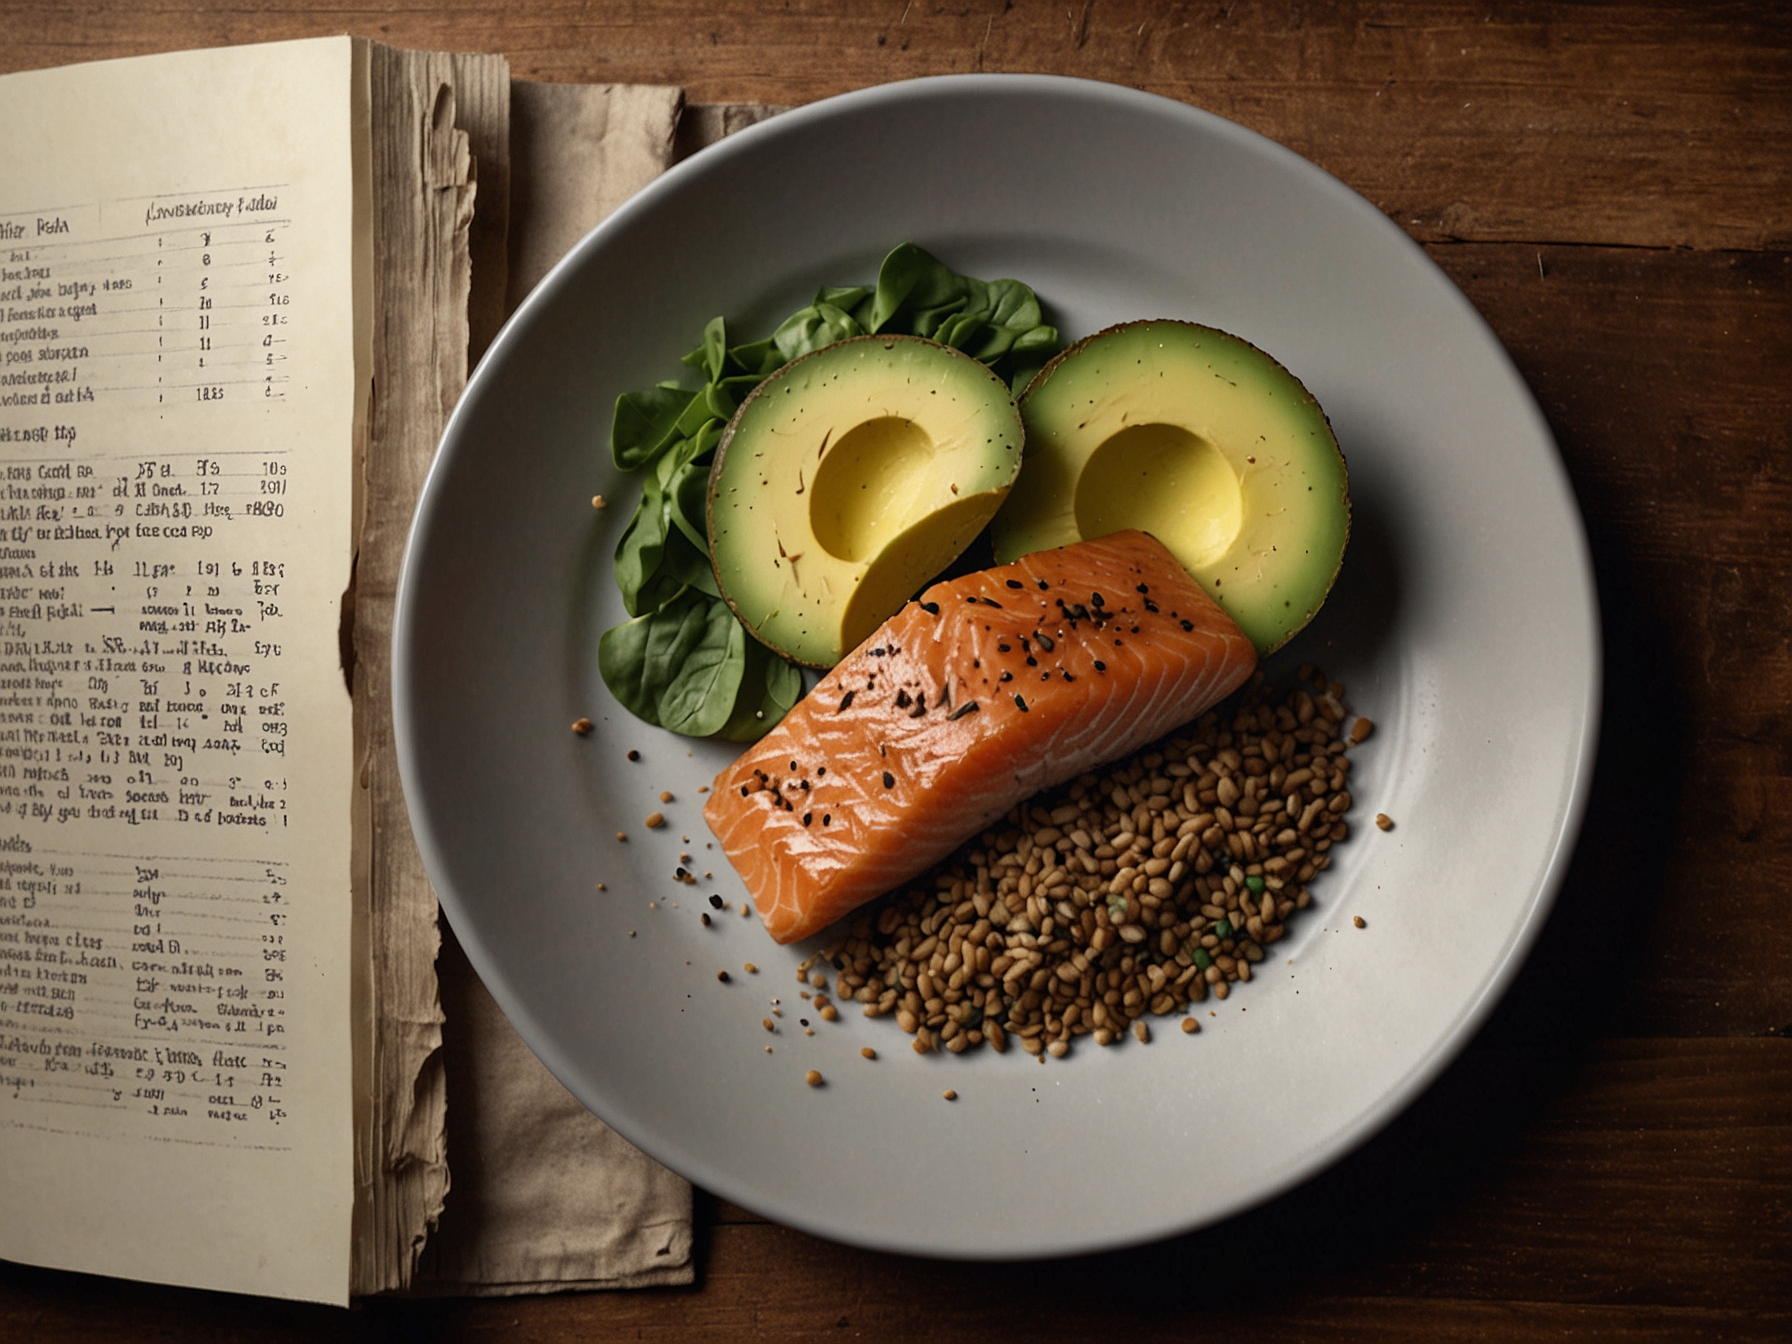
[1350,716,1374,745]
[596,883,606,891]
[660,790,675,804]
[699,784,710,793]
[744,963,758,974]
[571,717,593,735]
[1375,813,1394,831]
[645,812,666,829]
[942,1089,958,1101]
[592,494,607,509]
[861,1046,877,1060]
[815,671,1362,1063]
[805,1069,823,1087]
[1353,915,1367,929]
[717,970,732,983]
[700,913,711,927]
[615,832,628,842]
[1181,1017,1199,1034]
[626,749,640,762]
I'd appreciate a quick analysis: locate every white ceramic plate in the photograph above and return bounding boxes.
[394,76,1599,1258]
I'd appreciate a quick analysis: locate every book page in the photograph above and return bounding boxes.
[0,38,362,1304]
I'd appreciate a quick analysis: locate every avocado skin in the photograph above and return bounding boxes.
[708,334,1023,668]
[993,319,1349,658]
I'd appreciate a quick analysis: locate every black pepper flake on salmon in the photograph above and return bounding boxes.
[1094,660,1107,672]
[802,813,812,827]
[1136,583,1150,594]
[948,701,979,721]
[1034,632,1055,651]
[997,643,1012,653]
[1025,656,1038,667]
[999,671,1013,682]
[1180,619,1195,631]
[817,766,826,776]
[895,689,912,709]
[822,814,831,825]
[883,771,896,789]
[1005,579,1024,589]
[1014,694,1029,711]
[838,689,856,712]
[920,601,940,615]
[1091,592,1106,606]
[982,597,1003,608]
[1037,578,1049,590]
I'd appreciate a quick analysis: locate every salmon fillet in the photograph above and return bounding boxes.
[704,530,1258,945]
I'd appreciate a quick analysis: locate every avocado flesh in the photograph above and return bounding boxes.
[708,335,1024,667]
[990,320,1348,656]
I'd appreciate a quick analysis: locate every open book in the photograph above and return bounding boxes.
[0,36,710,1305]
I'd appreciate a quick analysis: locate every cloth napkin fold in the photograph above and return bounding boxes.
[413,81,766,1296]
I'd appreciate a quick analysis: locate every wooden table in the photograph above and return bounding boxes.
[3,3,1787,1338]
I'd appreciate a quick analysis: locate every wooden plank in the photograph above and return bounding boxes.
[1,2,1786,250]
[1428,244,1792,1038]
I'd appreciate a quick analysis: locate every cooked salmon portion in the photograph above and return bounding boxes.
[704,530,1258,945]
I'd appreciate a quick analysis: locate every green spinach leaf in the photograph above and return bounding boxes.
[611,385,696,471]
[612,467,669,617]
[658,598,747,737]
[597,587,715,727]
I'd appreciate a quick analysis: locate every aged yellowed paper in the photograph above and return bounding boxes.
[0,37,362,1304]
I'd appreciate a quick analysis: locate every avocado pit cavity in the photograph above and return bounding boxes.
[1074,422,1244,572]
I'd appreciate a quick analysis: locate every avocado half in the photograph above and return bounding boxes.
[989,320,1349,657]
[708,334,1024,667]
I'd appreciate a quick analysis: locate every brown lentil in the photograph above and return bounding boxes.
[805,1070,823,1086]
[660,790,675,803]
[645,812,666,829]
[819,672,1362,1062]
[571,717,593,735]
[861,1046,877,1060]
[1375,813,1393,831]
[942,1089,957,1101]
[1353,915,1367,928]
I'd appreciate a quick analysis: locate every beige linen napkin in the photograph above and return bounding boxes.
[414,84,778,1296]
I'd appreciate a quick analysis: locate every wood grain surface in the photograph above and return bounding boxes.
[2,2,1787,1339]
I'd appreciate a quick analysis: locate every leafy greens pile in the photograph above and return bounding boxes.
[599,243,1059,741]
